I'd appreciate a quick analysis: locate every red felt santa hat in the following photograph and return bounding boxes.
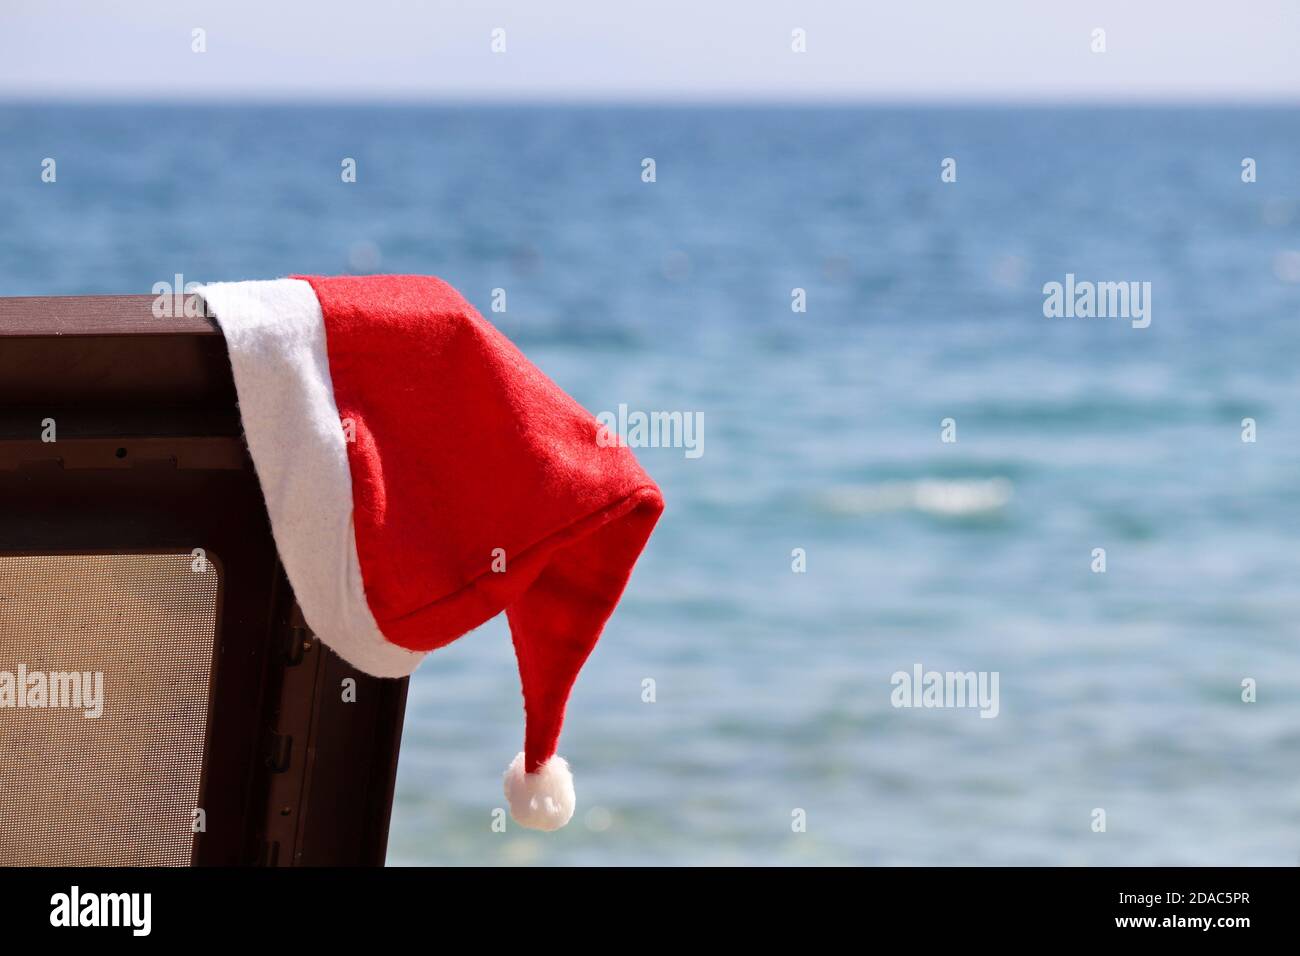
[197,275,663,831]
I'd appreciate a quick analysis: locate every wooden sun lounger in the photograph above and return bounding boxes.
[0,295,408,866]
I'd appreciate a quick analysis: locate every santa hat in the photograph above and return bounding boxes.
[197,275,663,831]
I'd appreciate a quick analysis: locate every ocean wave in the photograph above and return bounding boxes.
[818,478,1014,517]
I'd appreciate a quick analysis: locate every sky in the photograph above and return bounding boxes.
[1,0,1298,103]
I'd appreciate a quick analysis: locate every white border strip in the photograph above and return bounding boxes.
[198,279,423,678]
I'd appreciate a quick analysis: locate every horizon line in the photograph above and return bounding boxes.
[4,92,1300,109]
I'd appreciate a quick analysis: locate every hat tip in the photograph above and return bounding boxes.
[504,752,576,831]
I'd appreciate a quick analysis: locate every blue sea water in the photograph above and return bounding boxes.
[2,103,1299,865]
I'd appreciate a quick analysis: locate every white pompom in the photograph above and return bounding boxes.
[503,752,576,831]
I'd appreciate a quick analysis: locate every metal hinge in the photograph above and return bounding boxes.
[265,732,293,773]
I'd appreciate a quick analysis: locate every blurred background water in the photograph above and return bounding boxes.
[1,103,1298,864]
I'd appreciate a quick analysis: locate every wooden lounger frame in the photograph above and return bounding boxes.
[0,295,408,866]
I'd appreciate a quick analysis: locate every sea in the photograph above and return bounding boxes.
[1,103,1298,864]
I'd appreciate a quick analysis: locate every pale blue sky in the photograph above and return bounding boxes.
[2,0,1298,102]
